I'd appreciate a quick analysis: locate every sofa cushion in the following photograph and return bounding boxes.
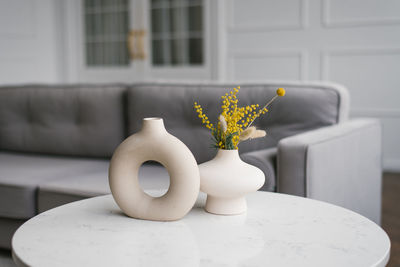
[0,84,126,157]
[38,163,170,213]
[0,152,109,219]
[127,82,344,163]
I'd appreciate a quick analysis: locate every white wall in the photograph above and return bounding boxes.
[224,0,400,171]
[0,0,61,84]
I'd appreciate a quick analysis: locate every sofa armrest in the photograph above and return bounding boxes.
[240,148,277,192]
[277,119,382,224]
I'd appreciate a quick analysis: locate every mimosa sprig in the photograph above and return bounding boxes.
[194,86,285,150]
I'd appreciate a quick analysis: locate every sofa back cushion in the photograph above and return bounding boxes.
[0,85,126,157]
[127,82,347,164]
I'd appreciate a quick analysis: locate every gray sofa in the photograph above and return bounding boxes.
[0,81,382,249]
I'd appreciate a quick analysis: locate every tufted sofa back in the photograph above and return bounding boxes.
[0,85,126,157]
[127,82,349,163]
[0,82,349,161]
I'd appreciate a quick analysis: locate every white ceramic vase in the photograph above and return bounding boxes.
[109,117,200,221]
[199,149,265,215]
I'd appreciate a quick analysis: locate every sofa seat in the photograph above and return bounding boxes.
[0,152,110,219]
[38,163,170,213]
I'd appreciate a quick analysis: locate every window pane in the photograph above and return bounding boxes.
[170,7,183,33]
[94,43,104,65]
[83,0,130,67]
[86,43,95,65]
[151,8,167,34]
[151,0,203,66]
[189,38,202,64]
[151,0,165,7]
[171,38,185,65]
[101,0,114,8]
[152,40,165,65]
[188,5,202,32]
[85,0,95,9]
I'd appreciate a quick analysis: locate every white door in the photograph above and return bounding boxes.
[66,0,213,83]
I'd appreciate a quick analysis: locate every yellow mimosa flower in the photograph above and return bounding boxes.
[277,88,286,96]
[194,86,284,150]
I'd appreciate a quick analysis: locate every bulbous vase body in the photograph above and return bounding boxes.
[199,149,265,215]
[109,118,200,221]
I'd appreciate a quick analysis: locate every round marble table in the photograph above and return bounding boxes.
[12,192,390,267]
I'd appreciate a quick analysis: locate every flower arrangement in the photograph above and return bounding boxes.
[194,86,285,150]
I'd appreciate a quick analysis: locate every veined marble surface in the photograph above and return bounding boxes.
[12,192,390,267]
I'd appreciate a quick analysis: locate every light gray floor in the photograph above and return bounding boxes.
[0,249,16,267]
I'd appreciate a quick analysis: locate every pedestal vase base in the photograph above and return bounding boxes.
[205,196,247,215]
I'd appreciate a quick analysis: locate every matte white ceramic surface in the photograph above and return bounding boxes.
[199,149,265,215]
[12,192,390,267]
[108,118,200,221]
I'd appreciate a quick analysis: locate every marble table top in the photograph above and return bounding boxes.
[12,192,390,267]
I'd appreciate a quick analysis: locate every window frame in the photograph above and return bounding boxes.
[61,0,217,83]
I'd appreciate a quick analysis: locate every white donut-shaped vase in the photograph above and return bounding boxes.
[108,118,200,221]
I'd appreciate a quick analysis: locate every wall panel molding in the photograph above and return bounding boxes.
[0,0,36,38]
[229,50,307,80]
[322,0,400,28]
[321,48,400,80]
[351,108,400,118]
[0,0,59,84]
[228,0,308,32]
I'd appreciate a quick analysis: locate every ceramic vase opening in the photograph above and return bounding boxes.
[138,160,170,198]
